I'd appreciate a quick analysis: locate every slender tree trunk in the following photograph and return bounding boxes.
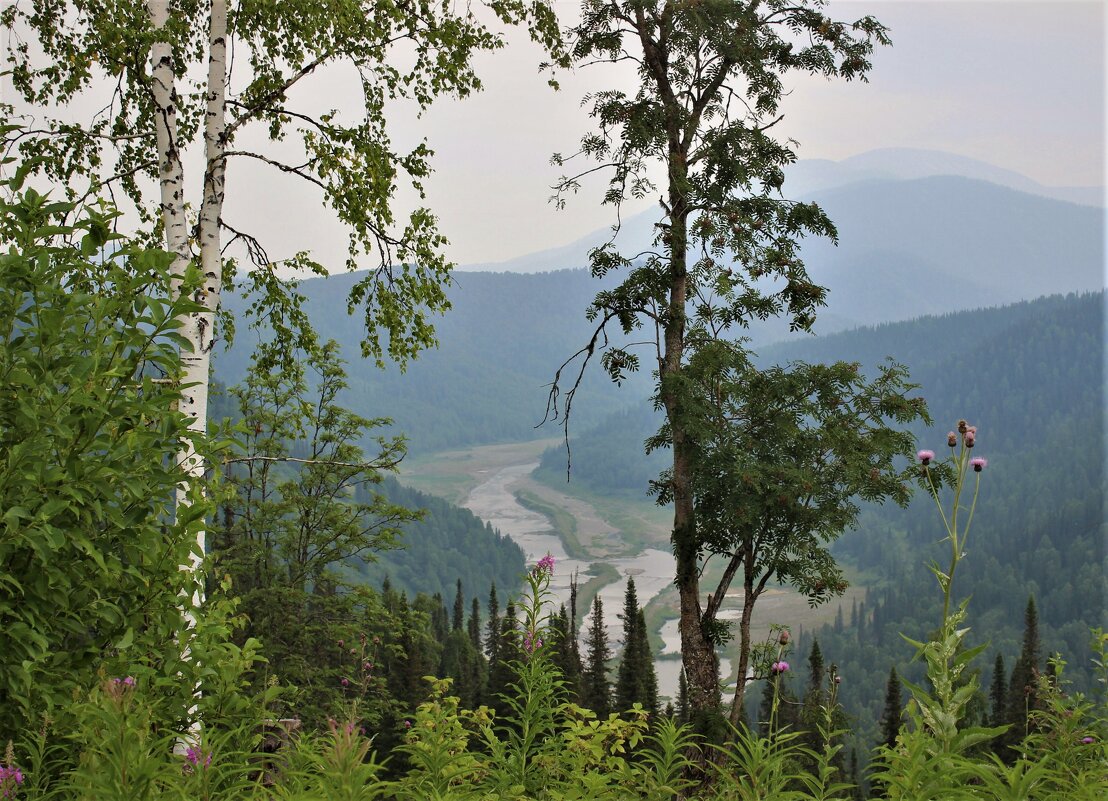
[148,0,227,578]
[730,579,757,726]
[662,154,720,719]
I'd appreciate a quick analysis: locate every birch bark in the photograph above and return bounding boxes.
[146,0,228,576]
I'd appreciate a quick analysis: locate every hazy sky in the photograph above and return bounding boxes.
[381,0,1106,267]
[5,1,1104,270]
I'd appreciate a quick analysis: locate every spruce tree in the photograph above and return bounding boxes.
[989,653,1007,729]
[487,599,520,707]
[452,579,465,632]
[582,594,612,717]
[1004,595,1042,753]
[468,597,482,651]
[552,604,583,699]
[636,608,659,716]
[880,667,903,750]
[615,577,643,712]
[485,583,501,664]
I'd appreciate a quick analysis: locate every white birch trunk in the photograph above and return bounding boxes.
[147,0,228,577]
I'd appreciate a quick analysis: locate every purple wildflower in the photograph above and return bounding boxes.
[340,677,350,688]
[970,457,987,472]
[534,553,556,575]
[917,450,935,466]
[403,720,412,729]
[183,747,211,772]
[523,631,544,654]
[1081,736,1095,744]
[771,661,790,675]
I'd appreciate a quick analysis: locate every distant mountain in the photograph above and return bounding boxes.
[465,149,1103,274]
[215,167,1102,455]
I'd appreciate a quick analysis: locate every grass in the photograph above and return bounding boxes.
[514,489,590,560]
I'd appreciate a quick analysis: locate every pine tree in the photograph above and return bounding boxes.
[452,579,465,632]
[880,667,903,750]
[581,594,612,717]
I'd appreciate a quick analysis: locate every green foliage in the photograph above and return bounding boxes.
[3,0,568,368]
[0,176,211,734]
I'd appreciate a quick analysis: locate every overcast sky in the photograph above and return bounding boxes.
[379,0,1106,267]
[5,1,1104,270]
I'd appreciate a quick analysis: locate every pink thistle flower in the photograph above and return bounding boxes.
[771,661,790,675]
[340,677,350,688]
[917,450,935,465]
[970,457,987,472]
[1081,736,1095,744]
[403,720,412,729]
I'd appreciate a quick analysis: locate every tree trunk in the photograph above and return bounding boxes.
[662,159,720,718]
[729,579,757,726]
[148,0,228,579]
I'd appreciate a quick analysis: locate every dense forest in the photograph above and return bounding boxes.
[538,291,1106,752]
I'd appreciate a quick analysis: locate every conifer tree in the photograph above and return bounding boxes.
[582,594,612,717]
[636,608,660,716]
[880,667,903,750]
[849,748,864,801]
[486,583,501,665]
[452,579,465,632]
[488,599,520,705]
[990,653,1007,729]
[616,577,643,711]
[1004,595,1042,753]
[468,597,482,651]
[552,604,583,699]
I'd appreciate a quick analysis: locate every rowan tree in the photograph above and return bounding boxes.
[545,0,890,719]
[650,341,927,723]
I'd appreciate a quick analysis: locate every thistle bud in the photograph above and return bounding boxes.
[778,629,790,645]
[947,431,957,448]
[957,419,968,434]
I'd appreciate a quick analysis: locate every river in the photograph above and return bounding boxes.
[462,460,730,700]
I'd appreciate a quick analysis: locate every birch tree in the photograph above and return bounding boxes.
[546,0,889,723]
[3,0,566,566]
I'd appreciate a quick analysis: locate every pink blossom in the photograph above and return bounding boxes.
[917,450,935,465]
[964,430,976,448]
[771,661,790,675]
[534,553,556,575]
[970,457,987,472]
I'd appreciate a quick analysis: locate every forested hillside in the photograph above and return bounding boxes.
[538,291,1106,743]
[351,477,525,601]
[213,177,1101,456]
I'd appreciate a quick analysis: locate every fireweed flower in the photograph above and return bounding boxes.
[534,553,556,575]
[182,746,211,773]
[0,763,24,795]
[523,631,544,653]
[970,457,987,472]
[917,450,935,465]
